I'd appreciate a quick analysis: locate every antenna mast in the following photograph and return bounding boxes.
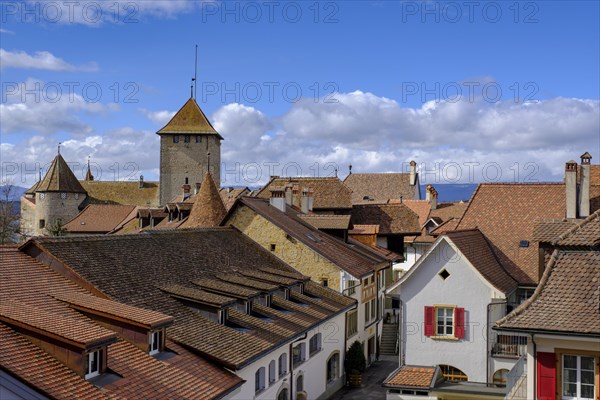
[194,44,198,100]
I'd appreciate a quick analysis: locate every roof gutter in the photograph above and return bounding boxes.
[492,326,600,339]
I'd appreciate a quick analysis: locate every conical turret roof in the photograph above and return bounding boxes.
[157,97,223,139]
[182,173,226,228]
[35,154,86,193]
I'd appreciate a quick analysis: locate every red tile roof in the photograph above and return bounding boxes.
[456,183,567,285]
[351,204,421,235]
[383,365,438,389]
[181,173,226,228]
[256,177,353,209]
[344,172,420,204]
[63,204,136,233]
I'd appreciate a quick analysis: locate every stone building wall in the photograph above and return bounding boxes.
[33,192,85,235]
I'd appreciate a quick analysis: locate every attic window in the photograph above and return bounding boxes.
[184,135,190,143]
[438,269,450,280]
[149,330,162,355]
[270,244,277,252]
[321,278,329,287]
[519,240,530,248]
[363,196,370,201]
[85,349,103,379]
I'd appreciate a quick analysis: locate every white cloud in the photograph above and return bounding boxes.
[0,49,98,71]
[139,108,176,126]
[0,29,15,34]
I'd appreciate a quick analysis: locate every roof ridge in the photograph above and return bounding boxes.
[553,209,600,246]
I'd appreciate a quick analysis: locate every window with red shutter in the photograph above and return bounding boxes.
[537,352,556,400]
[454,307,465,339]
[424,306,435,336]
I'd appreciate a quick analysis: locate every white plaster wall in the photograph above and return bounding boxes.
[525,335,600,400]
[386,392,436,400]
[231,313,346,400]
[400,240,502,383]
[393,243,427,274]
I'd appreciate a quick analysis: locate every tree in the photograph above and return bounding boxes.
[46,221,66,237]
[344,340,366,375]
[0,182,20,244]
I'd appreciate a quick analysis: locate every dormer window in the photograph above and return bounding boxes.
[149,330,162,355]
[85,349,103,379]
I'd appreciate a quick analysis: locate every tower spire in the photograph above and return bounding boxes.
[85,156,94,181]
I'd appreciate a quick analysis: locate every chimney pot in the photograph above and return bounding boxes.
[269,187,286,212]
[409,160,417,186]
[579,152,592,218]
[565,160,578,218]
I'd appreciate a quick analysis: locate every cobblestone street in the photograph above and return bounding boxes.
[329,355,398,400]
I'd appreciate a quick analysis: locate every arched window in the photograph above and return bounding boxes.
[278,353,287,378]
[493,368,509,387]
[326,352,340,383]
[296,374,304,392]
[255,367,265,393]
[268,360,276,385]
[439,365,468,382]
[277,388,289,400]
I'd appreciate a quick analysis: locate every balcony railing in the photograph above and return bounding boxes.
[491,335,527,358]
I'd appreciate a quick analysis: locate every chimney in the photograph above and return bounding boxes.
[269,187,286,212]
[195,182,201,195]
[578,152,592,218]
[284,184,293,206]
[307,187,314,212]
[426,184,438,210]
[565,160,578,219]
[292,184,300,208]
[182,177,191,200]
[409,160,417,186]
[138,175,144,189]
[300,187,314,214]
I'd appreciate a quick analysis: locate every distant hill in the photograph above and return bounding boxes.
[0,185,28,201]
[421,183,477,203]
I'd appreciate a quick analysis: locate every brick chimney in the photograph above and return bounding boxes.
[565,160,577,219]
[269,187,286,212]
[578,152,592,218]
[300,187,314,214]
[426,184,438,210]
[409,160,417,186]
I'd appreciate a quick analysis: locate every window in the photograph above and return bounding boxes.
[296,374,304,391]
[85,349,102,379]
[321,278,328,287]
[347,280,357,295]
[493,369,509,387]
[370,275,375,284]
[292,343,306,367]
[563,355,595,399]
[149,330,162,355]
[60,192,67,199]
[39,193,45,200]
[424,306,465,339]
[327,353,340,383]
[278,353,287,377]
[439,365,468,382]
[268,360,276,384]
[255,367,266,393]
[371,299,376,320]
[363,278,368,286]
[75,193,79,200]
[195,136,201,143]
[184,135,190,143]
[346,311,358,338]
[277,388,289,400]
[173,135,180,143]
[437,307,454,336]
[438,269,450,280]
[39,219,45,229]
[364,302,369,323]
[270,243,276,252]
[309,333,322,356]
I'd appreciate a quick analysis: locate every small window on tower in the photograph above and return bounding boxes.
[173,135,180,143]
[196,136,201,143]
[184,135,190,143]
[75,193,79,200]
[438,269,450,280]
[322,278,329,287]
[39,219,46,229]
[39,193,45,200]
[60,192,67,199]
[270,244,276,252]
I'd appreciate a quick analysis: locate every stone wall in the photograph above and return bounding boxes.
[159,134,221,205]
[34,192,85,236]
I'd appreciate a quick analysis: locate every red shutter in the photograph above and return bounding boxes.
[537,352,556,400]
[424,306,435,336]
[454,307,465,339]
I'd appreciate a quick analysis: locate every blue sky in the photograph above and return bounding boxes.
[1,1,599,187]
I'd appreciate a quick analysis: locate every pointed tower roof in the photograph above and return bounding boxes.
[84,158,94,181]
[157,97,223,139]
[182,173,226,228]
[35,154,87,193]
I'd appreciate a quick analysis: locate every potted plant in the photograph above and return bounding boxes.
[345,341,366,387]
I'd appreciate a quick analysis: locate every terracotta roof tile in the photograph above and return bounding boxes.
[351,204,421,235]
[403,200,431,226]
[532,219,579,243]
[555,209,600,247]
[219,187,250,210]
[383,365,438,389]
[446,229,518,294]
[64,204,136,233]
[349,224,379,235]
[256,177,352,209]
[456,183,567,285]
[299,214,352,230]
[344,173,419,204]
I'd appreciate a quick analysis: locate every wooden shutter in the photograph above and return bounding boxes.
[537,352,556,400]
[424,306,435,336]
[454,307,465,339]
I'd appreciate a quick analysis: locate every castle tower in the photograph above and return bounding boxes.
[157,97,223,206]
[22,153,87,236]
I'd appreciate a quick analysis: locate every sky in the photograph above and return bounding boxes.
[1,0,599,189]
